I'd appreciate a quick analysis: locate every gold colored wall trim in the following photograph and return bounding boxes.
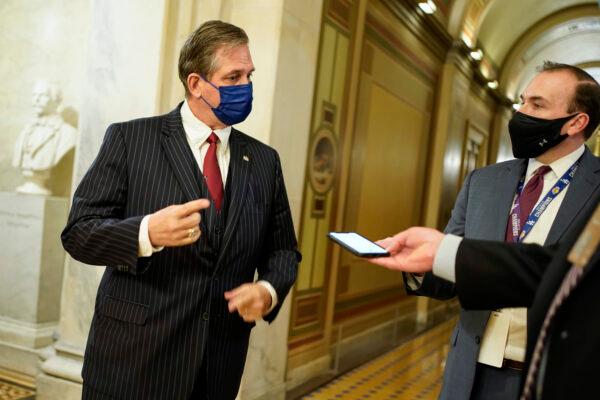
[289,332,325,351]
[364,16,438,84]
[380,0,453,61]
[328,0,353,33]
[0,367,35,389]
[334,287,407,323]
[323,0,368,356]
[576,60,600,70]
[335,283,405,304]
[289,0,349,345]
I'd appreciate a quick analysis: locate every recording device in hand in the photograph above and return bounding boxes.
[328,232,390,258]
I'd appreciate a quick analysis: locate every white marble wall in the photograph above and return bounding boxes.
[0,194,68,326]
[266,0,323,225]
[0,0,90,193]
[232,1,322,398]
[37,1,168,398]
[0,0,89,385]
[0,193,68,378]
[0,0,321,398]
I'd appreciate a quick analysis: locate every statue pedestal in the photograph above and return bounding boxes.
[15,169,52,196]
[0,192,68,385]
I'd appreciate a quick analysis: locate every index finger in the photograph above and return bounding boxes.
[375,237,393,250]
[178,199,211,217]
[368,255,406,271]
[378,232,407,255]
[224,284,251,300]
[391,231,409,250]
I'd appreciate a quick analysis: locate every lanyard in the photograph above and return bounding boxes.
[509,161,579,243]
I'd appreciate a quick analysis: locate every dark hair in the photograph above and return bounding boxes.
[539,61,600,139]
[178,20,248,96]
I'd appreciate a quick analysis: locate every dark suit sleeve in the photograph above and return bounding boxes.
[61,123,149,274]
[455,239,556,310]
[403,170,476,299]
[259,153,300,322]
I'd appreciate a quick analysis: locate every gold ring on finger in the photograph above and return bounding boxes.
[188,228,197,239]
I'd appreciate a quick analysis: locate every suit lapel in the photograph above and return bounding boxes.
[160,104,209,235]
[489,159,527,240]
[546,148,600,245]
[216,129,250,268]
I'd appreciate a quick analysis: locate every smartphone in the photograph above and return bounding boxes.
[328,232,390,258]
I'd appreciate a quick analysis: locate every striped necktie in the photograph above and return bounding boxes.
[521,265,584,400]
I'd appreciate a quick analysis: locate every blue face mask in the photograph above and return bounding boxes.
[201,77,253,126]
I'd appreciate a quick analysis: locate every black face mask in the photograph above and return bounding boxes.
[508,112,577,159]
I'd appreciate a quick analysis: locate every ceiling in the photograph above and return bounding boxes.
[476,0,595,67]
[452,0,600,99]
[505,15,600,98]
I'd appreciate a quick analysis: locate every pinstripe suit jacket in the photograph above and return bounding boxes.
[62,104,300,400]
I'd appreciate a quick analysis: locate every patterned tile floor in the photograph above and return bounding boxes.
[302,318,456,400]
[0,320,454,400]
[0,380,34,400]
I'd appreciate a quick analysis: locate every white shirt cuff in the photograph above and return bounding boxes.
[257,280,278,315]
[406,274,424,290]
[432,234,463,283]
[138,215,164,257]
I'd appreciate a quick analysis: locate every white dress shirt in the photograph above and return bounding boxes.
[433,145,585,364]
[137,100,277,314]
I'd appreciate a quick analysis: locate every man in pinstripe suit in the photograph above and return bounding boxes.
[62,21,300,400]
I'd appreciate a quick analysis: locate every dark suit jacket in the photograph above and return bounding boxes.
[455,193,600,400]
[403,148,600,400]
[61,104,300,400]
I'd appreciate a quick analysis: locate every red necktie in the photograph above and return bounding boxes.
[505,165,552,242]
[203,132,224,211]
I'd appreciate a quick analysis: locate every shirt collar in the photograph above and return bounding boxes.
[180,99,231,149]
[527,145,585,180]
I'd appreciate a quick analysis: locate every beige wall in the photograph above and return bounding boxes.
[340,40,434,296]
[425,50,497,230]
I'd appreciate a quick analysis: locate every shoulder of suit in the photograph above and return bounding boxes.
[108,114,166,137]
[581,146,600,165]
[461,159,523,186]
[474,158,521,174]
[231,128,279,158]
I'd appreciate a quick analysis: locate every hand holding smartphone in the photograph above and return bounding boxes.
[328,232,390,258]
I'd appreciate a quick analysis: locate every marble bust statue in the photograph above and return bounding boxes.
[12,81,77,195]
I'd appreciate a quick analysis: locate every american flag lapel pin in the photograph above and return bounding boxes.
[243,155,250,162]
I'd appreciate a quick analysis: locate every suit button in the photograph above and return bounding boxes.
[560,330,568,340]
[475,336,481,344]
[202,312,209,321]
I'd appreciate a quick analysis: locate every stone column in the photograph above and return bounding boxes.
[0,193,68,386]
[36,1,168,398]
[227,1,322,398]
